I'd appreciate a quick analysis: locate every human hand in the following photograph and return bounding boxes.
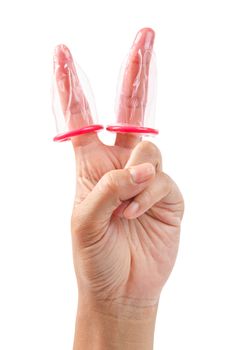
[71,137,184,310]
[54,28,184,350]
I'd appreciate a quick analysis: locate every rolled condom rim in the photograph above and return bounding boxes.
[106,125,159,135]
[53,124,104,142]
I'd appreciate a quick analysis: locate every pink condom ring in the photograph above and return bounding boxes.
[106,125,159,135]
[53,125,104,142]
[52,44,103,142]
[107,28,159,136]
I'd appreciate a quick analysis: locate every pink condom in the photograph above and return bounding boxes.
[107,28,158,136]
[52,45,103,142]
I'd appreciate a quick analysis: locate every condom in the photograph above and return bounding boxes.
[52,45,103,142]
[106,28,158,136]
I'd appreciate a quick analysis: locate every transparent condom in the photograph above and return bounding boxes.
[107,28,158,135]
[52,45,103,142]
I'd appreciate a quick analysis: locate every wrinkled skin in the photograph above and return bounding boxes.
[71,135,184,310]
[54,28,184,314]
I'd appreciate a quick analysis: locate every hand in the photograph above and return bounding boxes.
[54,28,184,349]
[71,134,184,313]
[71,134,183,349]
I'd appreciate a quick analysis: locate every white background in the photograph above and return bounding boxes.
[0,0,226,349]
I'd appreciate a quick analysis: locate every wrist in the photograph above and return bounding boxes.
[73,296,158,350]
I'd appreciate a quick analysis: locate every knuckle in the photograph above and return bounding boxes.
[141,189,152,206]
[71,205,87,234]
[121,94,143,109]
[100,171,118,194]
[139,141,162,161]
[161,172,173,192]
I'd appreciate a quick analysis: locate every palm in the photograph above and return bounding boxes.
[73,141,182,303]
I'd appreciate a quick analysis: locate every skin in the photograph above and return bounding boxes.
[53,28,184,350]
[116,28,155,125]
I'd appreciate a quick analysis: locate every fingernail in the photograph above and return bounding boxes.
[144,29,155,50]
[133,30,143,45]
[53,44,72,68]
[132,28,155,50]
[124,201,140,218]
[129,163,154,183]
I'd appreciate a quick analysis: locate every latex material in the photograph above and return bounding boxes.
[107,28,158,135]
[52,45,103,142]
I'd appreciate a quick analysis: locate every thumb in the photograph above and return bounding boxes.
[73,163,155,232]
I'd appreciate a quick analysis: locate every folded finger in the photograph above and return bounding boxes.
[123,172,181,225]
[113,140,161,217]
[125,140,162,171]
